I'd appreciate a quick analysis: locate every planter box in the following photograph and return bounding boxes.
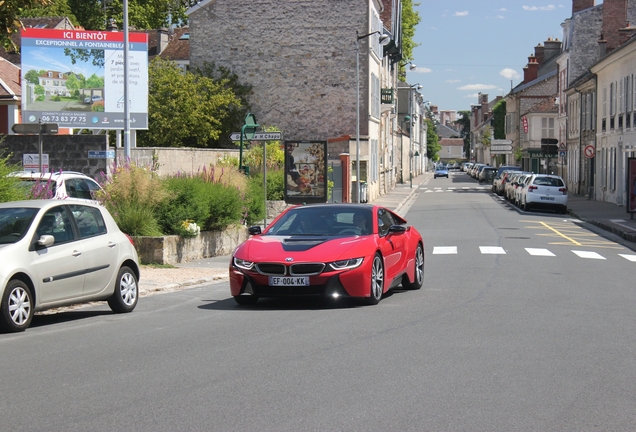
[132,225,248,265]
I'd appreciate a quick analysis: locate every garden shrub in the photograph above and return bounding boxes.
[156,176,211,236]
[0,153,30,203]
[98,161,168,236]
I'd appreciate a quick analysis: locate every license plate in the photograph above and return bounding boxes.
[540,197,555,201]
[269,276,309,286]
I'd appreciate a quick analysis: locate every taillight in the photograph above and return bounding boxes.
[528,185,538,192]
[125,234,135,245]
[559,187,568,195]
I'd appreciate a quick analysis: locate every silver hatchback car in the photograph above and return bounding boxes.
[0,200,140,332]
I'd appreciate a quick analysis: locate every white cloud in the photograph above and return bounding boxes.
[454,11,469,16]
[457,84,498,91]
[495,15,505,19]
[413,67,432,73]
[446,79,461,83]
[500,68,521,80]
[522,5,556,11]
[499,8,508,12]
[465,93,481,99]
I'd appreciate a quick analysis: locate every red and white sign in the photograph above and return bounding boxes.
[584,145,595,159]
[522,116,528,134]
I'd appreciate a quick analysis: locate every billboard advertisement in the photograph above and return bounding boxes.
[284,140,327,204]
[20,28,148,129]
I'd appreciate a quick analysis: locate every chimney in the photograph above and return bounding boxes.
[572,0,595,14]
[601,0,628,52]
[523,55,540,83]
[157,28,170,55]
[534,43,545,65]
[543,38,562,61]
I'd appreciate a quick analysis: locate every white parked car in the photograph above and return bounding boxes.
[0,200,140,332]
[15,171,103,201]
[519,174,568,214]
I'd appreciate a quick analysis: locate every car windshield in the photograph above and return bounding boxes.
[265,206,373,236]
[0,207,38,244]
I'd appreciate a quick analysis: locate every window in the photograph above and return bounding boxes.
[371,73,380,119]
[377,208,397,237]
[65,178,100,200]
[69,205,107,238]
[541,117,554,138]
[37,207,74,244]
[370,138,378,183]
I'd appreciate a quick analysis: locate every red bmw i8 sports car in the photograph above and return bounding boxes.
[229,204,424,305]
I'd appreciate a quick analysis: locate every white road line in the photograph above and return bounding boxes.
[572,250,606,260]
[480,246,506,254]
[433,246,458,254]
[525,248,556,256]
[618,254,636,262]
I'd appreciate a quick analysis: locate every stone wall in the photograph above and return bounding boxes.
[133,225,248,265]
[188,0,367,153]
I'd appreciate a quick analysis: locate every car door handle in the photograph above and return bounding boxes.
[108,242,116,248]
[72,250,82,257]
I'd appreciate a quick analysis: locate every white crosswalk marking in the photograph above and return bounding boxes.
[619,254,636,262]
[572,250,606,260]
[525,248,555,256]
[480,246,506,254]
[433,246,457,254]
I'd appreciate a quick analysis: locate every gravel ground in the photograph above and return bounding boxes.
[139,265,229,296]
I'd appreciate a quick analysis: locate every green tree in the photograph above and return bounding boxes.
[194,62,253,148]
[0,152,28,203]
[24,69,41,85]
[398,0,421,80]
[17,0,76,23]
[426,118,441,162]
[86,73,104,89]
[104,0,200,30]
[0,0,51,51]
[137,57,242,147]
[492,99,506,139]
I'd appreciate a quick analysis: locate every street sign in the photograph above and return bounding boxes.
[12,123,58,134]
[491,145,513,151]
[559,143,566,151]
[230,132,282,141]
[584,145,595,159]
[491,139,513,145]
[88,150,116,159]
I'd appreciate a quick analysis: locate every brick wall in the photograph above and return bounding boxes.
[188,0,367,161]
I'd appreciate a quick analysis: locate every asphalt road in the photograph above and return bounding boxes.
[1,171,635,431]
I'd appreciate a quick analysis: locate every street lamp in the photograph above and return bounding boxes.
[356,30,390,203]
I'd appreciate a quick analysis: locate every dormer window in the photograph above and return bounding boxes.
[58,73,63,78]
[48,72,52,77]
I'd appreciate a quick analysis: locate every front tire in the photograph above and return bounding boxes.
[403,244,424,290]
[366,254,384,305]
[107,266,138,313]
[0,280,33,332]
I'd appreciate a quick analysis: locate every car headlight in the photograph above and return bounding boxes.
[329,258,364,271]
[233,257,255,270]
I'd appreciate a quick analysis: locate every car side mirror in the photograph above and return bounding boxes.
[247,226,262,235]
[388,225,407,234]
[37,235,55,247]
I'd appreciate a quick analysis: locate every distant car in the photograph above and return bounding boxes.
[519,174,568,214]
[14,171,103,202]
[85,95,103,104]
[434,165,449,178]
[479,167,497,184]
[230,204,424,306]
[0,200,140,332]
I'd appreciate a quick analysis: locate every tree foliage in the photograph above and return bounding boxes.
[456,110,471,158]
[398,0,421,80]
[137,57,242,148]
[492,99,506,139]
[425,118,441,162]
[0,0,51,51]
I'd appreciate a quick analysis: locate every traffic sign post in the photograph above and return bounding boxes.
[230,132,282,141]
[491,139,513,155]
[584,145,595,159]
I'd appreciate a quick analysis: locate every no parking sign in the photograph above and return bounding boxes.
[584,145,595,158]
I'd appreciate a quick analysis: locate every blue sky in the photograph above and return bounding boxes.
[406,1,588,113]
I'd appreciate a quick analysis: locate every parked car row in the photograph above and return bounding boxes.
[498,172,569,214]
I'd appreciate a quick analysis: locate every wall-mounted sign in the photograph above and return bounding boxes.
[20,28,148,130]
[522,116,528,134]
[284,140,327,204]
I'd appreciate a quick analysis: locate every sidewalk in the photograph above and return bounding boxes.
[139,172,636,293]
